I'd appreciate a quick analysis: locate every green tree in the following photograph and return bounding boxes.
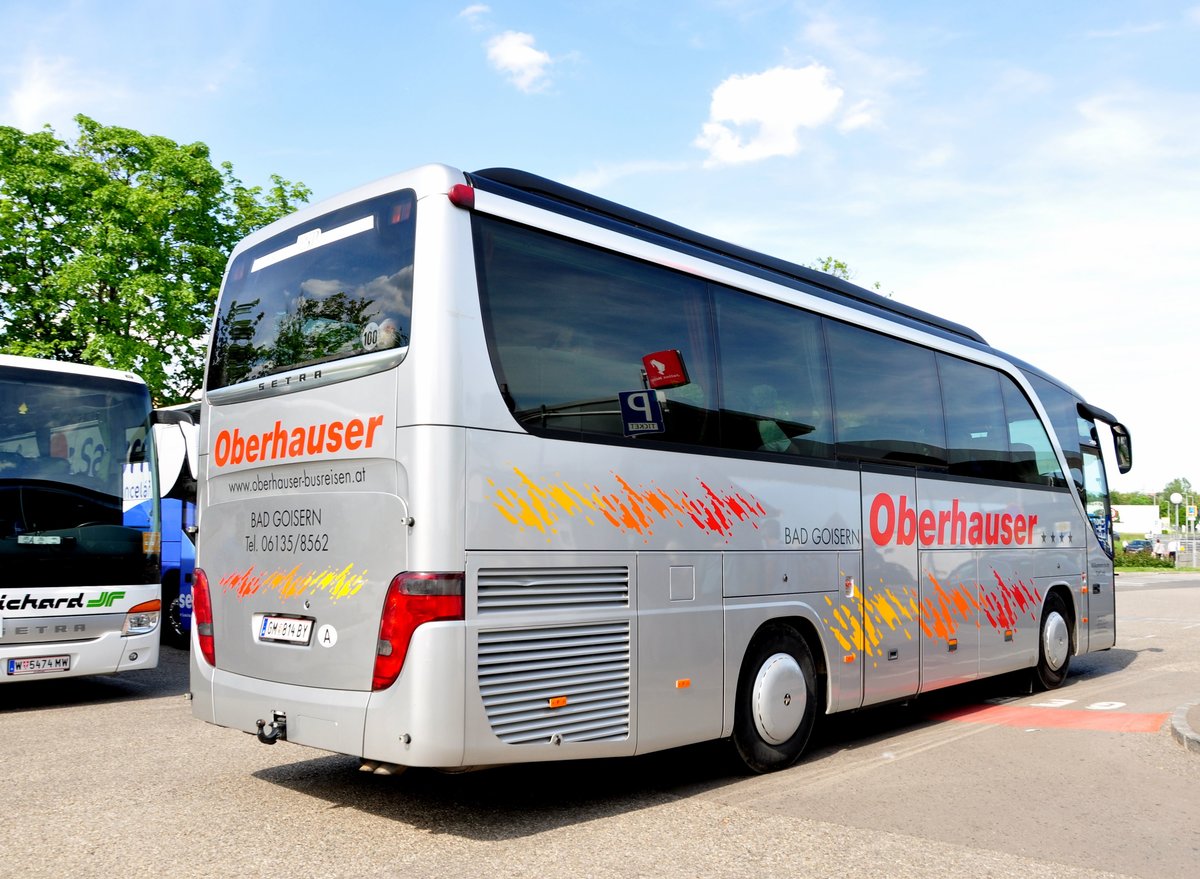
[0,115,309,403]
[810,255,884,292]
[1157,477,1194,520]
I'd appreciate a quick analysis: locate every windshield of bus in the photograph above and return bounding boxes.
[0,366,158,587]
[206,189,417,391]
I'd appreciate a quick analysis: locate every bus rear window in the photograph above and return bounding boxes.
[206,190,416,391]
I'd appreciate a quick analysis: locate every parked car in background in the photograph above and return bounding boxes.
[1124,538,1154,554]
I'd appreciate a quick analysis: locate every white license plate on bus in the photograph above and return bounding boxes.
[7,655,71,675]
[258,616,313,645]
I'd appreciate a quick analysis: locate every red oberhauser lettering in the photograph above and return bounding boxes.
[919,509,936,545]
[870,493,895,544]
[897,495,918,545]
[869,493,1042,549]
[213,414,387,468]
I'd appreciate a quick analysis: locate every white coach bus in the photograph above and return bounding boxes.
[0,355,184,682]
[190,165,1131,773]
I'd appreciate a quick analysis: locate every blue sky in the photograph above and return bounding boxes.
[2,0,1198,497]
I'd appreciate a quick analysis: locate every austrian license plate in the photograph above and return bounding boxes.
[258,616,313,645]
[7,655,71,675]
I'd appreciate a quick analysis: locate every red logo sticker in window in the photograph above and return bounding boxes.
[642,350,689,390]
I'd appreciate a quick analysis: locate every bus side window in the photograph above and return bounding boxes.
[713,285,833,459]
[827,321,947,466]
[938,354,1010,480]
[477,217,719,447]
[1001,379,1065,487]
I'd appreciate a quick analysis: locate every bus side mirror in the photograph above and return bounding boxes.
[152,409,200,498]
[1111,422,1132,474]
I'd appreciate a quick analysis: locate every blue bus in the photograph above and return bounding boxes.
[157,402,198,649]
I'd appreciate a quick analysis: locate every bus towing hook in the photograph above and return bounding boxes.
[255,716,286,745]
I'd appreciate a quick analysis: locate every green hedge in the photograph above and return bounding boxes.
[1114,552,1175,569]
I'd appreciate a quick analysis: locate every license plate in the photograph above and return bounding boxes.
[258,616,313,645]
[7,655,71,675]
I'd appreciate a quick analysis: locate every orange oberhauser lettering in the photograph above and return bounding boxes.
[213,414,386,468]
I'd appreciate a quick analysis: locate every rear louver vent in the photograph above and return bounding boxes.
[478,622,631,745]
[477,566,630,614]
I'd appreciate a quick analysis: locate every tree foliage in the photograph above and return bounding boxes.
[1113,477,1195,518]
[0,115,310,404]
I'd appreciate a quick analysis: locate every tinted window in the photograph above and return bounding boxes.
[827,322,947,465]
[714,286,833,458]
[1023,372,1087,497]
[1002,379,1066,486]
[207,190,416,390]
[476,218,718,445]
[938,354,1010,479]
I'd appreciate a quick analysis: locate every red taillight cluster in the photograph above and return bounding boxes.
[372,572,464,691]
[192,568,216,667]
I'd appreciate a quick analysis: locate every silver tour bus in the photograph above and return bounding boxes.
[190,165,1131,773]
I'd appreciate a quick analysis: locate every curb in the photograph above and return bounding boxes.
[1169,703,1200,755]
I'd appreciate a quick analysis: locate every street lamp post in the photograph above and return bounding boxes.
[1170,492,1184,566]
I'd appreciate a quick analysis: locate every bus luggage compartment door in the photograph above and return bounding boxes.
[634,553,723,754]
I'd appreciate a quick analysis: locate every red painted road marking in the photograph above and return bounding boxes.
[933,704,1168,733]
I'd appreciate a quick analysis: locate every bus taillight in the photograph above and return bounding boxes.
[193,568,216,667]
[373,572,465,691]
[447,184,475,209]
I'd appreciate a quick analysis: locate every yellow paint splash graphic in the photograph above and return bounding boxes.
[489,466,767,539]
[824,571,1039,665]
[219,563,367,602]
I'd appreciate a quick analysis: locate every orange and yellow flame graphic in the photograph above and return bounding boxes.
[489,466,767,540]
[219,563,367,602]
[825,570,1043,661]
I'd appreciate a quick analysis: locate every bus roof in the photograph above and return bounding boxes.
[0,353,145,386]
[468,167,988,347]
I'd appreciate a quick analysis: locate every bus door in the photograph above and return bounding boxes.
[1080,419,1117,651]
[860,469,921,706]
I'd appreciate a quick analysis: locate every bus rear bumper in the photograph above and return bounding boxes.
[196,621,467,767]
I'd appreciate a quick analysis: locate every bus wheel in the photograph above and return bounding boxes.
[1034,593,1071,690]
[733,626,817,773]
[162,574,188,650]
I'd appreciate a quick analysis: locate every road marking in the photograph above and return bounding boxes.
[932,704,1168,733]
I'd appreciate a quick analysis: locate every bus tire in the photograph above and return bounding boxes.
[162,573,188,650]
[1034,592,1071,690]
[733,625,817,773]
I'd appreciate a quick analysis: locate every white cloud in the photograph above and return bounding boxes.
[1042,90,1185,170]
[694,64,844,166]
[1084,21,1165,39]
[487,31,553,93]
[837,99,877,132]
[565,159,696,192]
[993,67,1053,97]
[458,5,490,29]
[4,54,121,132]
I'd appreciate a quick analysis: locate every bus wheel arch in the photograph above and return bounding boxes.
[732,620,821,773]
[1034,587,1074,690]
